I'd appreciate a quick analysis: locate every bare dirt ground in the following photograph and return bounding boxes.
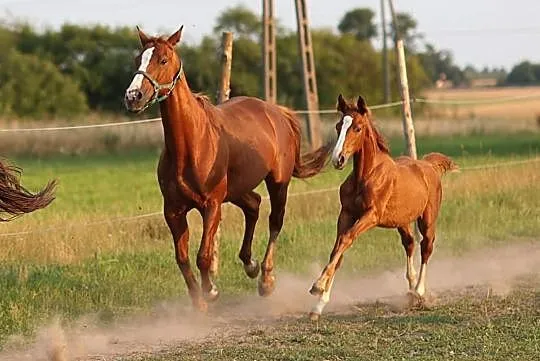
[1,241,539,361]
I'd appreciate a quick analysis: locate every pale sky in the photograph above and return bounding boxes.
[1,0,539,70]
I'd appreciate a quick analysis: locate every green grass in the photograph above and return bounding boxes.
[0,132,538,349]
[138,282,540,361]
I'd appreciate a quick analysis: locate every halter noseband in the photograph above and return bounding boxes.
[134,60,183,112]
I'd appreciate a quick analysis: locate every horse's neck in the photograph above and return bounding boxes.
[353,128,381,182]
[159,78,215,162]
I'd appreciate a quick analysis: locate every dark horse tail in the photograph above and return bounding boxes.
[423,152,459,176]
[0,159,57,221]
[278,105,333,179]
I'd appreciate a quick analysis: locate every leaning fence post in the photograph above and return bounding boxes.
[212,31,234,278]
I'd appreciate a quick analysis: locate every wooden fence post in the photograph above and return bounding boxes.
[212,31,234,277]
[388,0,417,160]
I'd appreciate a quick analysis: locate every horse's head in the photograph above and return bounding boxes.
[332,94,371,169]
[124,26,184,113]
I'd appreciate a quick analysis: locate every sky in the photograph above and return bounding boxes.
[0,0,539,70]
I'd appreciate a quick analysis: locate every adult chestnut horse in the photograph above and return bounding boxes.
[308,95,458,320]
[124,27,331,311]
[0,159,56,221]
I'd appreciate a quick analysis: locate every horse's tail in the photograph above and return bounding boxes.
[278,105,332,179]
[423,152,459,176]
[0,160,57,221]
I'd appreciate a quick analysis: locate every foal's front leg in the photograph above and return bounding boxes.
[310,208,378,296]
[197,200,222,303]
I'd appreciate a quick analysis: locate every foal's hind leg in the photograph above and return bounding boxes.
[398,225,417,291]
[415,210,438,298]
[259,178,289,296]
[232,191,262,278]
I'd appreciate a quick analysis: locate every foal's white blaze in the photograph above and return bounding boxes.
[127,47,155,93]
[332,115,353,163]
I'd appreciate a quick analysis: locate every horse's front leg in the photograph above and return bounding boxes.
[197,199,223,303]
[310,208,378,297]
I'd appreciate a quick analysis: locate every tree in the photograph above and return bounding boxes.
[390,12,422,52]
[505,61,537,85]
[0,49,88,118]
[419,44,464,86]
[338,8,377,42]
[213,5,261,40]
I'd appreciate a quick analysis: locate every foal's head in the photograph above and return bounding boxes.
[124,26,184,113]
[332,94,373,169]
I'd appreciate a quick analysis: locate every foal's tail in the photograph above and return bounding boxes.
[423,152,459,176]
[0,159,57,221]
[278,105,332,179]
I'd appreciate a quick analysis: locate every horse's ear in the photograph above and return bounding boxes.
[357,95,368,115]
[167,26,184,46]
[136,26,150,46]
[337,94,347,112]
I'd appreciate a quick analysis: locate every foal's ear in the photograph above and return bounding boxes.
[167,25,184,46]
[136,26,151,46]
[337,94,347,113]
[357,95,368,115]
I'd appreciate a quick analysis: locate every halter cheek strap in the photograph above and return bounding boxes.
[134,60,184,112]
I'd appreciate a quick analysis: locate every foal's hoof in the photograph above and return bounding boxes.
[309,284,324,297]
[308,312,321,322]
[406,290,425,308]
[244,260,260,279]
[204,286,220,303]
[258,276,275,297]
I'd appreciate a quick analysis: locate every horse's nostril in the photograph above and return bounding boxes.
[136,90,143,101]
[339,155,345,165]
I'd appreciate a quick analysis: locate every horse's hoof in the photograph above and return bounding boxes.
[308,312,321,322]
[193,299,208,313]
[258,276,275,297]
[204,286,220,303]
[309,284,324,297]
[244,260,260,279]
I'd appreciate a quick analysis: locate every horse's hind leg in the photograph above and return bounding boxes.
[415,210,438,298]
[398,225,417,291]
[232,191,262,278]
[259,178,289,296]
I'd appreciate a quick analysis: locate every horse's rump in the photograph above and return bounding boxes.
[422,152,459,175]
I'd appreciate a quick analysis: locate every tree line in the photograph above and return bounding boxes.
[0,6,532,120]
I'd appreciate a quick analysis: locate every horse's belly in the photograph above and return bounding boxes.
[226,156,271,199]
[380,181,428,226]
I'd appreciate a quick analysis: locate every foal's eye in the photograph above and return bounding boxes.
[160,58,168,65]
[353,126,361,133]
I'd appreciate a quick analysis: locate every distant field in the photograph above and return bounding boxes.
[422,86,540,122]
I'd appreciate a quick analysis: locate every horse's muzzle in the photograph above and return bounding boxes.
[333,154,347,170]
[124,89,147,113]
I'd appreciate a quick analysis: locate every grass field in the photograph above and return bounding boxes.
[0,131,538,357]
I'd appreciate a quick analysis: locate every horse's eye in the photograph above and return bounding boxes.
[160,58,168,65]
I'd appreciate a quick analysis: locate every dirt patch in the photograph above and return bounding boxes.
[1,241,538,361]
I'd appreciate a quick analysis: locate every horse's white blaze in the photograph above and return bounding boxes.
[415,263,428,296]
[332,115,353,163]
[127,47,155,92]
